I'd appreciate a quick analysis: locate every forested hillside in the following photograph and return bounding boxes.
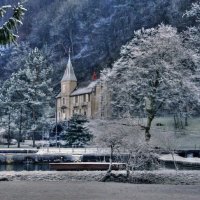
[0,0,197,85]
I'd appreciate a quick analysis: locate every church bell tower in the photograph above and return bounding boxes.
[60,49,77,120]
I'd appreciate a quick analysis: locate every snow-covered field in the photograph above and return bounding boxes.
[159,154,200,164]
[1,181,199,200]
[0,170,200,185]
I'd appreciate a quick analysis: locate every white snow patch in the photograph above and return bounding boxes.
[159,154,200,164]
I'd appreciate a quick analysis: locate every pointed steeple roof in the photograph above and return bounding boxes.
[61,49,77,82]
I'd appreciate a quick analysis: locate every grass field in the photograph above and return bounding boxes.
[149,117,200,150]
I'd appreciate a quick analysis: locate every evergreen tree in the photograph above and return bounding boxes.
[0,47,54,147]
[0,3,26,45]
[65,114,92,147]
[20,47,53,146]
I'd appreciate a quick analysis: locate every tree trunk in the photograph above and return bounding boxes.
[145,115,154,141]
[32,131,35,147]
[108,145,113,173]
[185,114,188,127]
[7,112,11,148]
[145,96,155,142]
[180,113,184,129]
[174,114,178,128]
[55,100,58,148]
[18,107,23,148]
[100,145,113,182]
[171,151,178,171]
[32,109,36,148]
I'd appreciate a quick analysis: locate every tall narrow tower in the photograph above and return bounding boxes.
[60,49,77,120]
[61,49,77,94]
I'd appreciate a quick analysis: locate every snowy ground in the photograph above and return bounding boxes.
[0,181,199,200]
[0,170,200,185]
[37,147,111,155]
[160,154,200,164]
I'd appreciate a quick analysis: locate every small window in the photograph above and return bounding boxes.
[63,98,65,105]
[84,94,86,102]
[75,96,78,103]
[88,94,90,102]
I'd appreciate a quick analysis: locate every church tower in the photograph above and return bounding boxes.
[59,50,77,120]
[61,50,77,95]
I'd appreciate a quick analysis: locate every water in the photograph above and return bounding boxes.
[0,164,51,171]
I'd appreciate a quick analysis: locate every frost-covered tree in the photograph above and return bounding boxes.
[64,114,92,147]
[184,2,200,53]
[21,48,53,146]
[156,131,179,171]
[0,3,26,45]
[0,47,54,147]
[5,42,32,72]
[102,24,199,141]
[88,118,159,181]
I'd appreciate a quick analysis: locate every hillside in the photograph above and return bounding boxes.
[0,0,197,85]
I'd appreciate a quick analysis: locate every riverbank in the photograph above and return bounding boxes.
[1,170,200,185]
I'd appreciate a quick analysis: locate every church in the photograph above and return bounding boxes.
[56,52,110,121]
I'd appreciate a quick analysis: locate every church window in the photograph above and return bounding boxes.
[84,94,86,102]
[88,94,91,102]
[63,98,65,105]
[75,96,78,103]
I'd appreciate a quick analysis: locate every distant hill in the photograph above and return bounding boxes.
[0,0,197,86]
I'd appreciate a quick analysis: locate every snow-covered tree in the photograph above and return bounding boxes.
[0,3,26,45]
[64,114,92,147]
[21,48,53,146]
[0,47,54,147]
[88,118,159,180]
[156,131,180,171]
[183,2,200,53]
[102,24,199,141]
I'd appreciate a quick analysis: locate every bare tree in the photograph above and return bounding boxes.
[88,117,159,182]
[156,131,180,171]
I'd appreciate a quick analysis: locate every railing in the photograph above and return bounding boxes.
[38,147,111,155]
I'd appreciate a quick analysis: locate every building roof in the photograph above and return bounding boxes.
[61,53,77,82]
[70,80,99,96]
[56,92,61,98]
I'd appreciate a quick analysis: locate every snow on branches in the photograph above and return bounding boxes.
[102,24,200,141]
[0,3,26,45]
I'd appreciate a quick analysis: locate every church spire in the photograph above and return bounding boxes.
[61,48,77,82]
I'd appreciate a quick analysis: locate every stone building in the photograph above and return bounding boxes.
[56,53,110,121]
